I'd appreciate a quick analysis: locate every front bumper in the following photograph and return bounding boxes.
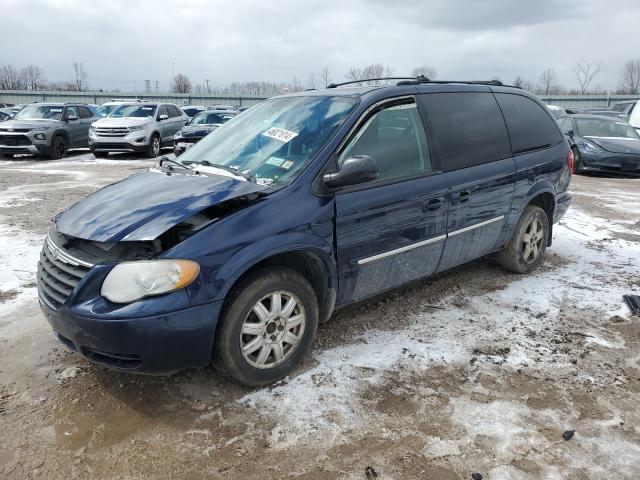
[0,132,50,155]
[39,292,222,373]
[89,129,150,152]
[580,152,640,175]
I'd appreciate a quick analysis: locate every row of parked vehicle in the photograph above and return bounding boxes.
[0,100,244,159]
[547,101,640,175]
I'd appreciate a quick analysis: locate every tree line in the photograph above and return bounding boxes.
[2,60,640,96]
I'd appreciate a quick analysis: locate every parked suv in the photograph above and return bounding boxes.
[0,102,100,159]
[88,102,188,158]
[37,80,572,386]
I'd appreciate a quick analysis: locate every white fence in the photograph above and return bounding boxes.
[2,89,639,110]
[0,90,268,107]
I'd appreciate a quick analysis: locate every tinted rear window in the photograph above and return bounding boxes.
[495,93,563,154]
[418,92,511,171]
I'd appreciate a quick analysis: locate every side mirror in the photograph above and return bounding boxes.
[66,114,78,121]
[323,155,378,188]
[159,114,169,121]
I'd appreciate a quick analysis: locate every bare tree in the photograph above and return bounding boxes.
[306,73,317,90]
[538,68,559,95]
[320,66,331,87]
[411,66,437,80]
[571,60,602,94]
[619,59,640,94]
[0,64,24,89]
[21,65,45,90]
[72,62,88,91]
[144,79,151,93]
[345,64,394,85]
[512,75,534,91]
[171,73,192,93]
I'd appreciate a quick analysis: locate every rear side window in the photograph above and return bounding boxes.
[157,105,169,119]
[78,106,92,118]
[495,93,563,154]
[339,102,431,182]
[168,105,182,117]
[418,93,511,171]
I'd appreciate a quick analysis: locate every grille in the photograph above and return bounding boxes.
[0,135,31,146]
[93,127,130,137]
[37,235,93,308]
[0,128,29,133]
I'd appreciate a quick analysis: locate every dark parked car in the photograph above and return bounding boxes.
[180,105,205,119]
[0,108,12,122]
[173,109,236,156]
[558,114,640,174]
[0,103,101,159]
[37,80,572,386]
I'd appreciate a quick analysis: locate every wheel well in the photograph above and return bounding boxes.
[527,192,555,245]
[226,251,334,323]
[52,130,68,141]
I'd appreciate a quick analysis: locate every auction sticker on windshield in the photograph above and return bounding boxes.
[262,127,298,143]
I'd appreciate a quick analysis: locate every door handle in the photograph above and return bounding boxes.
[458,190,471,203]
[424,198,444,211]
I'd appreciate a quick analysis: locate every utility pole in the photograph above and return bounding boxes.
[155,80,159,93]
[205,78,211,94]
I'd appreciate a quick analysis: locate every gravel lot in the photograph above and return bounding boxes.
[1,151,639,479]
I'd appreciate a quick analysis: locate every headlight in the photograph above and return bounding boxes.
[90,125,97,131]
[30,126,49,132]
[581,140,603,153]
[174,131,183,139]
[101,259,200,303]
[128,124,148,132]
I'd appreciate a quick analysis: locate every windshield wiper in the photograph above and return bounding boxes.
[184,160,256,182]
[158,156,192,170]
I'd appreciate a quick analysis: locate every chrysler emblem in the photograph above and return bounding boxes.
[7,128,14,132]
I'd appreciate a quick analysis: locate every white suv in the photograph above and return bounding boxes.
[89,103,188,158]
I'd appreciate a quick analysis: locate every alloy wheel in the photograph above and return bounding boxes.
[152,137,160,157]
[240,291,306,369]
[522,218,544,263]
[54,137,66,157]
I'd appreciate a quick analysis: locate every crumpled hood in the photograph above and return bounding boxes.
[585,136,640,154]
[93,117,151,128]
[0,119,57,130]
[178,124,218,138]
[54,169,268,242]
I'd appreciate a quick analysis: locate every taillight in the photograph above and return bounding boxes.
[566,149,574,174]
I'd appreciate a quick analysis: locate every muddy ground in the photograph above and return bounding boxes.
[0,151,639,479]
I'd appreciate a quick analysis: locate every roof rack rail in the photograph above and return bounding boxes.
[327,76,520,89]
[327,77,421,88]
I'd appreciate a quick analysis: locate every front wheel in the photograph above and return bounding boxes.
[48,135,67,160]
[213,267,318,386]
[498,205,549,274]
[145,134,161,158]
[572,147,582,174]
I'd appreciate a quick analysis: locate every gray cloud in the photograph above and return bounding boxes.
[2,0,638,92]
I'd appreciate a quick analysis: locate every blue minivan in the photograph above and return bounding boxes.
[37,79,572,385]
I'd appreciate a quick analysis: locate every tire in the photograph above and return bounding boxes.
[572,147,582,174]
[498,205,549,274]
[48,135,67,160]
[145,133,161,158]
[93,151,108,158]
[213,267,318,386]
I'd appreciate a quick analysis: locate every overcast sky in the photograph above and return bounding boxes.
[3,0,639,92]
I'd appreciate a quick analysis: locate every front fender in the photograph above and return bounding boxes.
[208,232,337,303]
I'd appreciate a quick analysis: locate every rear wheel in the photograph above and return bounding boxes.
[145,133,160,158]
[498,205,549,274]
[213,267,318,386]
[48,135,67,160]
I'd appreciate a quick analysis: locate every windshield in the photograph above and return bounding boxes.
[190,112,235,126]
[15,105,64,120]
[178,96,358,186]
[98,104,120,116]
[110,104,157,118]
[575,118,640,139]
